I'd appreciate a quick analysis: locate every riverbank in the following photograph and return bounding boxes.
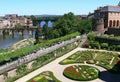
[0,38,35,55]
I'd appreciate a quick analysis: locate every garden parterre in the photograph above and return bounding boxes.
[27,71,60,82]
[63,65,99,81]
[60,50,120,73]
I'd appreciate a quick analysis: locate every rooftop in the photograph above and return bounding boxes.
[96,2,120,12]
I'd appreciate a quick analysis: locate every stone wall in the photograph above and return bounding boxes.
[0,36,81,75]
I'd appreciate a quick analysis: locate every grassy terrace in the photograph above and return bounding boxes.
[0,32,80,65]
[59,51,120,73]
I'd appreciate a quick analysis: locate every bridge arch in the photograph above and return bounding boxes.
[39,20,53,27]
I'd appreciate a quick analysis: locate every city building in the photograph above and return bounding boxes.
[92,2,120,35]
[0,14,33,29]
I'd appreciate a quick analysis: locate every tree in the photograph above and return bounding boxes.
[42,24,51,40]
[78,19,92,34]
[35,28,40,44]
[52,12,79,38]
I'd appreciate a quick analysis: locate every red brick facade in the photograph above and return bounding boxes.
[93,4,120,34]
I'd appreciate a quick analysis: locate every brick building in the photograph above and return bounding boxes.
[0,14,33,29]
[93,2,120,34]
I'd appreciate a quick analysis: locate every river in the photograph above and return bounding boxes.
[0,31,35,49]
[0,22,53,49]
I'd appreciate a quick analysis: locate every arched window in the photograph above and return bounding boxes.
[109,20,112,27]
[117,20,119,26]
[113,20,116,27]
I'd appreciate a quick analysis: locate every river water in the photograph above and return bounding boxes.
[0,22,53,49]
[0,31,35,49]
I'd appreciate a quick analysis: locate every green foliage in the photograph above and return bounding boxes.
[0,32,79,64]
[17,64,27,74]
[88,32,95,41]
[27,71,61,82]
[14,23,24,29]
[116,45,120,51]
[63,65,99,81]
[101,43,108,49]
[42,24,51,40]
[89,41,99,49]
[29,15,37,26]
[87,34,120,51]
[36,12,92,39]
[35,28,41,44]
[60,51,119,73]
[78,19,92,34]
[5,41,78,82]
[52,12,79,38]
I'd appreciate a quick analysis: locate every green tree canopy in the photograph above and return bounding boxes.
[52,12,79,38]
[42,24,52,40]
[78,19,92,34]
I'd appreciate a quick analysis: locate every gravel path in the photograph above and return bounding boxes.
[15,47,120,82]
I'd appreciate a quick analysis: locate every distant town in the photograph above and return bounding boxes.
[0,14,33,29]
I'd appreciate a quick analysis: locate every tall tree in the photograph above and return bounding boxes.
[78,19,92,34]
[42,24,51,40]
[35,28,40,44]
[52,12,79,38]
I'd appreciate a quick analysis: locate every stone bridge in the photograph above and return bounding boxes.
[0,27,42,36]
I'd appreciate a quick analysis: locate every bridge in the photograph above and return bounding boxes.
[0,27,42,36]
[0,15,81,35]
[33,15,82,27]
[33,16,61,27]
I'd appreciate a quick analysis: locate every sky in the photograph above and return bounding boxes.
[0,0,120,16]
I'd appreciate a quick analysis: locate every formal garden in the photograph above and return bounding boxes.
[5,36,80,82]
[59,51,120,73]
[27,71,60,82]
[63,65,99,81]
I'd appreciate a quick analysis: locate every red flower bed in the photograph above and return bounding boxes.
[63,65,99,81]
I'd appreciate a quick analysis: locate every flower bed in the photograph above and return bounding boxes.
[63,65,99,81]
[27,71,60,82]
[60,51,120,73]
